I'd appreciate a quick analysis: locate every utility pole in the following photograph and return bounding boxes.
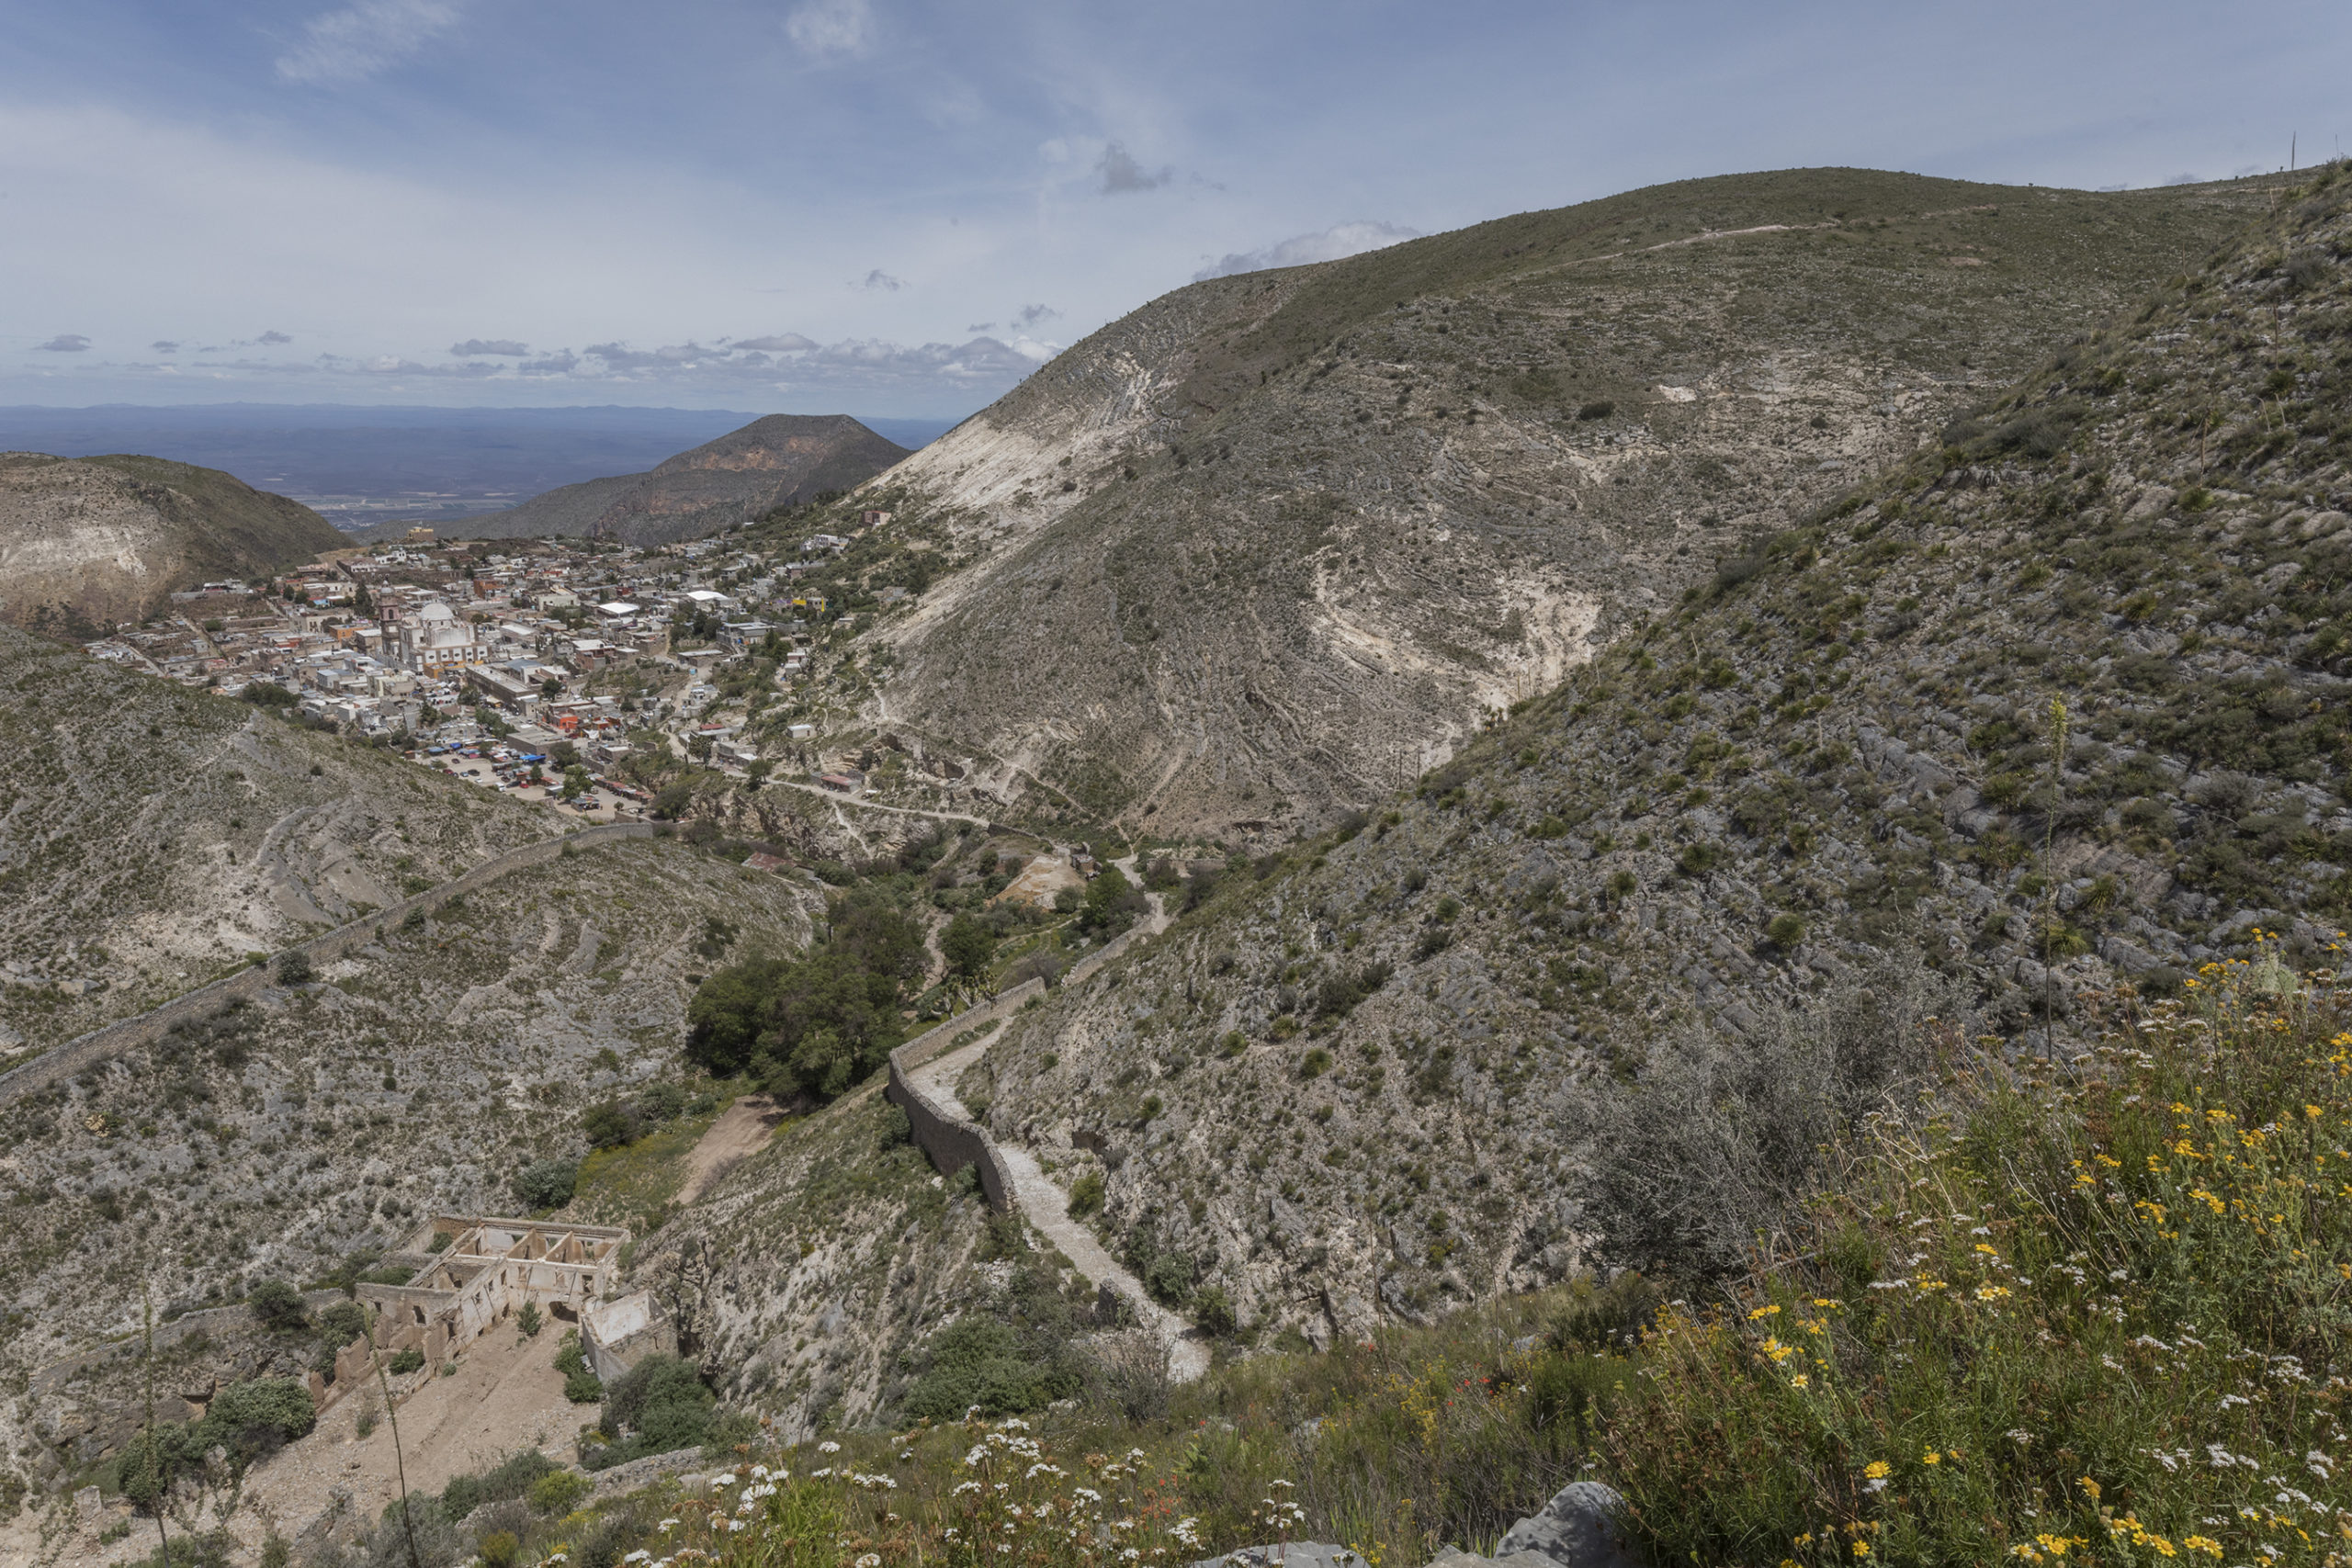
[367,1307,424,1568]
[2041,696,2069,1063]
[142,1287,169,1568]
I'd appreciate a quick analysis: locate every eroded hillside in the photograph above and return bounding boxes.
[0,626,560,1057]
[0,835,820,1500]
[950,164,2352,1343]
[865,169,2270,837]
[0,454,341,636]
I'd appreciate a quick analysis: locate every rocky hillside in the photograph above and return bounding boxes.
[947,163,2352,1345]
[0,452,341,636]
[858,168,2273,838]
[0,832,820,1500]
[0,624,569,1058]
[405,414,910,547]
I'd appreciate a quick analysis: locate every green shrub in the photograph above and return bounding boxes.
[388,1348,424,1375]
[897,1317,1080,1423]
[1766,912,1806,948]
[441,1449,560,1524]
[1067,1170,1105,1217]
[1605,964,2352,1568]
[274,951,312,987]
[514,1157,578,1211]
[477,1531,520,1568]
[517,1301,543,1338]
[941,912,997,978]
[195,1377,315,1466]
[247,1280,309,1333]
[554,1332,606,1403]
[527,1468,591,1516]
[1193,1284,1238,1337]
[582,1100,637,1150]
[591,1354,715,1463]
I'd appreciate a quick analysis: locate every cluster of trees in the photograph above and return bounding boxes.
[580,1353,716,1471]
[582,1081,688,1150]
[684,890,926,1100]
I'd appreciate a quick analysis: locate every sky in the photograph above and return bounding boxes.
[4,0,2346,418]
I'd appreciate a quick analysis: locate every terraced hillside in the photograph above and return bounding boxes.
[861,168,2276,838]
[950,164,2352,1344]
[0,452,341,636]
[0,834,820,1500]
[0,625,564,1058]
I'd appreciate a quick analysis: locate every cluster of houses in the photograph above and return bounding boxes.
[85,530,847,756]
[76,505,942,815]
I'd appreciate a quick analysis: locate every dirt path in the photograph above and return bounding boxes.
[675,1095,788,1206]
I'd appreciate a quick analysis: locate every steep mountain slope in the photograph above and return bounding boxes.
[405,414,910,546]
[860,169,2270,837]
[0,624,559,1057]
[948,164,2352,1343]
[0,834,819,1500]
[0,452,341,635]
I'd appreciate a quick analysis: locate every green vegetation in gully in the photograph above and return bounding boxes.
[679,821,1134,1104]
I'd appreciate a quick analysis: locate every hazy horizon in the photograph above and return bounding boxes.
[0,403,961,527]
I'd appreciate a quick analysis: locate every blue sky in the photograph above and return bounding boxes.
[4,0,2346,417]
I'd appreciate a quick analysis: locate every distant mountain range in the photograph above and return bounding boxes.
[372,413,913,546]
[0,452,342,636]
[0,405,958,530]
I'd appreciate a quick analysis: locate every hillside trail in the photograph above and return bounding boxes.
[904,871,1209,1382]
[674,1093,789,1206]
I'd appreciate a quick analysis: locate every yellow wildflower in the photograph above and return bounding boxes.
[1862,1461,1891,1480]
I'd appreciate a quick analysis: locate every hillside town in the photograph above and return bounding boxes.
[75,513,917,820]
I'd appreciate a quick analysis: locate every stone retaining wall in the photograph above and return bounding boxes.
[0,822,657,1106]
[30,1288,350,1397]
[885,912,1155,1211]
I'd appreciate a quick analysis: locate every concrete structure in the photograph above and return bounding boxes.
[356,1215,629,1371]
[580,1291,675,1383]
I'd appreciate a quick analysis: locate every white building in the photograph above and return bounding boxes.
[396,601,488,676]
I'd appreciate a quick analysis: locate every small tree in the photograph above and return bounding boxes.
[248,1280,309,1334]
[582,1100,636,1150]
[514,1158,578,1211]
[274,951,313,987]
[941,913,995,981]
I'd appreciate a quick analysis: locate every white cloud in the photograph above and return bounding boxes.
[276,0,466,84]
[34,333,91,352]
[785,0,874,61]
[450,337,529,355]
[258,330,294,344]
[1193,220,1419,280]
[1013,302,1059,327]
[735,333,818,352]
[860,269,906,291]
